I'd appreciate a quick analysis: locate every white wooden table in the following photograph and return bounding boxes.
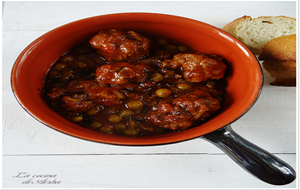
[2,1,297,188]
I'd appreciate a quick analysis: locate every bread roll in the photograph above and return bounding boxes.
[223,16,296,54]
[259,34,296,61]
[259,34,296,86]
[262,60,296,86]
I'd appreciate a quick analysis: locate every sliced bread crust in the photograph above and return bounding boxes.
[222,15,296,54]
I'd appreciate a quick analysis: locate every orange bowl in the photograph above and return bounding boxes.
[11,13,263,145]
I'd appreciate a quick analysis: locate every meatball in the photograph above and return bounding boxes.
[60,83,125,110]
[146,103,194,130]
[84,84,125,106]
[49,78,125,111]
[172,89,220,120]
[89,29,150,63]
[147,89,220,130]
[161,53,227,83]
[61,95,93,112]
[95,62,150,86]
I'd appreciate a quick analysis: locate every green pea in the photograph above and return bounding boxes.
[177,83,192,90]
[107,114,122,123]
[53,63,67,71]
[157,38,168,45]
[114,123,126,132]
[156,88,172,98]
[99,126,113,134]
[75,61,87,68]
[87,105,102,115]
[126,100,144,110]
[152,73,164,82]
[60,54,74,62]
[119,110,134,117]
[178,45,188,52]
[122,129,139,137]
[165,44,177,51]
[49,71,61,79]
[72,116,83,123]
[89,121,102,129]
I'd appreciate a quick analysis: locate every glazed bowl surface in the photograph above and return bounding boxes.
[11,13,262,145]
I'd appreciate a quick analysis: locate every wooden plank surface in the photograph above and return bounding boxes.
[3,154,296,188]
[2,1,297,188]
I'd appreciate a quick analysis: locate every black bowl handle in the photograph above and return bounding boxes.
[201,125,296,185]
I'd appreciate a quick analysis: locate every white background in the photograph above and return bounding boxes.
[2,1,298,188]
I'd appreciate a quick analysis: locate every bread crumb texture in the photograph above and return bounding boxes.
[223,16,296,54]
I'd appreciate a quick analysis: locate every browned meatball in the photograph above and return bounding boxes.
[50,78,125,111]
[89,29,150,63]
[84,84,125,106]
[172,89,220,120]
[161,53,227,83]
[95,62,150,86]
[146,103,194,130]
[147,89,220,130]
[61,95,93,112]
[60,84,125,111]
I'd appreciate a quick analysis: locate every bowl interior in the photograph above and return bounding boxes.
[11,13,262,145]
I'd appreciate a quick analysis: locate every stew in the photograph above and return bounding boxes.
[43,29,227,136]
